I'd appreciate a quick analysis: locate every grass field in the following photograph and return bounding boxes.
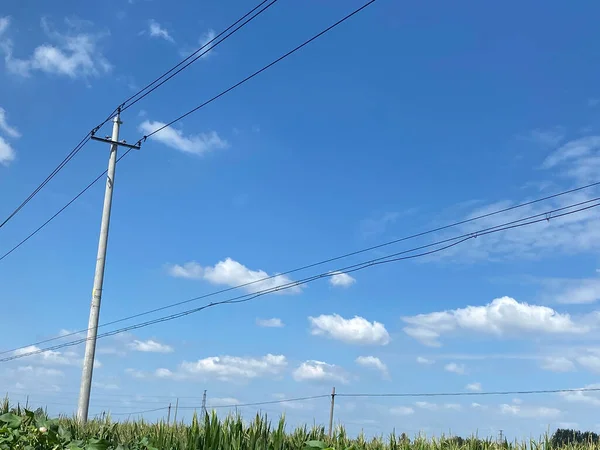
[0,399,596,450]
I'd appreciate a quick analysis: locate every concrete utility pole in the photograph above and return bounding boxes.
[77,111,140,423]
[328,386,336,438]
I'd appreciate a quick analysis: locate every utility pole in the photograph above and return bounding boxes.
[498,430,504,444]
[328,387,336,439]
[201,390,207,417]
[167,403,172,424]
[77,111,140,423]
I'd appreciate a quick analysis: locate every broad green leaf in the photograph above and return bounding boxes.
[0,413,21,429]
[305,440,328,449]
[87,438,110,450]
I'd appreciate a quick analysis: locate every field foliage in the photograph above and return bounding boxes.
[0,399,597,450]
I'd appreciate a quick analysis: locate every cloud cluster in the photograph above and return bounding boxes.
[179,354,287,381]
[442,135,600,262]
[329,271,356,288]
[500,403,560,419]
[292,360,348,384]
[309,314,390,345]
[355,356,388,377]
[402,296,585,347]
[148,20,174,43]
[0,106,18,166]
[128,339,173,353]
[1,17,111,79]
[256,318,284,328]
[168,258,301,294]
[444,362,466,375]
[139,121,228,156]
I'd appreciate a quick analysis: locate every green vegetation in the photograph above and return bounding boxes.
[0,399,598,450]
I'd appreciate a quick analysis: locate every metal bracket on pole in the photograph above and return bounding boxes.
[90,136,141,150]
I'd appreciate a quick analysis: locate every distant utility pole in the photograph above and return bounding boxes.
[498,430,504,444]
[328,387,336,439]
[77,111,140,423]
[201,390,207,417]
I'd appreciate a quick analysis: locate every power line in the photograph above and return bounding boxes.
[0,135,90,230]
[0,0,276,230]
[89,0,278,134]
[109,406,169,416]
[2,198,597,364]
[0,0,374,267]
[136,0,378,144]
[189,395,329,410]
[119,0,279,114]
[1,185,598,356]
[0,105,121,230]
[0,148,133,263]
[336,387,600,398]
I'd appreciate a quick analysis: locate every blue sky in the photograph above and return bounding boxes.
[2,0,600,440]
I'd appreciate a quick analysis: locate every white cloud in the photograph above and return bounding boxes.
[540,356,576,372]
[390,406,414,416]
[256,318,284,328]
[414,402,461,412]
[12,345,85,366]
[139,121,228,155]
[435,140,600,262]
[1,18,111,79]
[168,258,301,294]
[92,381,119,390]
[329,271,356,288]
[155,368,174,378]
[180,354,287,381]
[292,360,348,384]
[0,17,9,36]
[521,127,565,147]
[178,29,217,59]
[0,136,15,166]
[125,368,146,379]
[500,403,560,419]
[199,29,216,51]
[416,356,435,365]
[415,401,437,410]
[549,278,600,304]
[543,136,600,169]
[465,382,481,392]
[444,362,466,375]
[308,314,390,346]
[576,355,600,373]
[355,356,388,377]
[97,347,126,357]
[128,339,173,353]
[402,296,586,347]
[360,212,399,237]
[148,20,174,43]
[560,384,600,406]
[445,403,462,411]
[0,107,20,138]
[17,366,63,377]
[207,397,240,407]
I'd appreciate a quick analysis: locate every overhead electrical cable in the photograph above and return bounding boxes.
[135,0,378,144]
[1,184,598,356]
[0,0,277,229]
[1,198,598,364]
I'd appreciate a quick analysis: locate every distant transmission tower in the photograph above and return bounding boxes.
[201,390,207,417]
